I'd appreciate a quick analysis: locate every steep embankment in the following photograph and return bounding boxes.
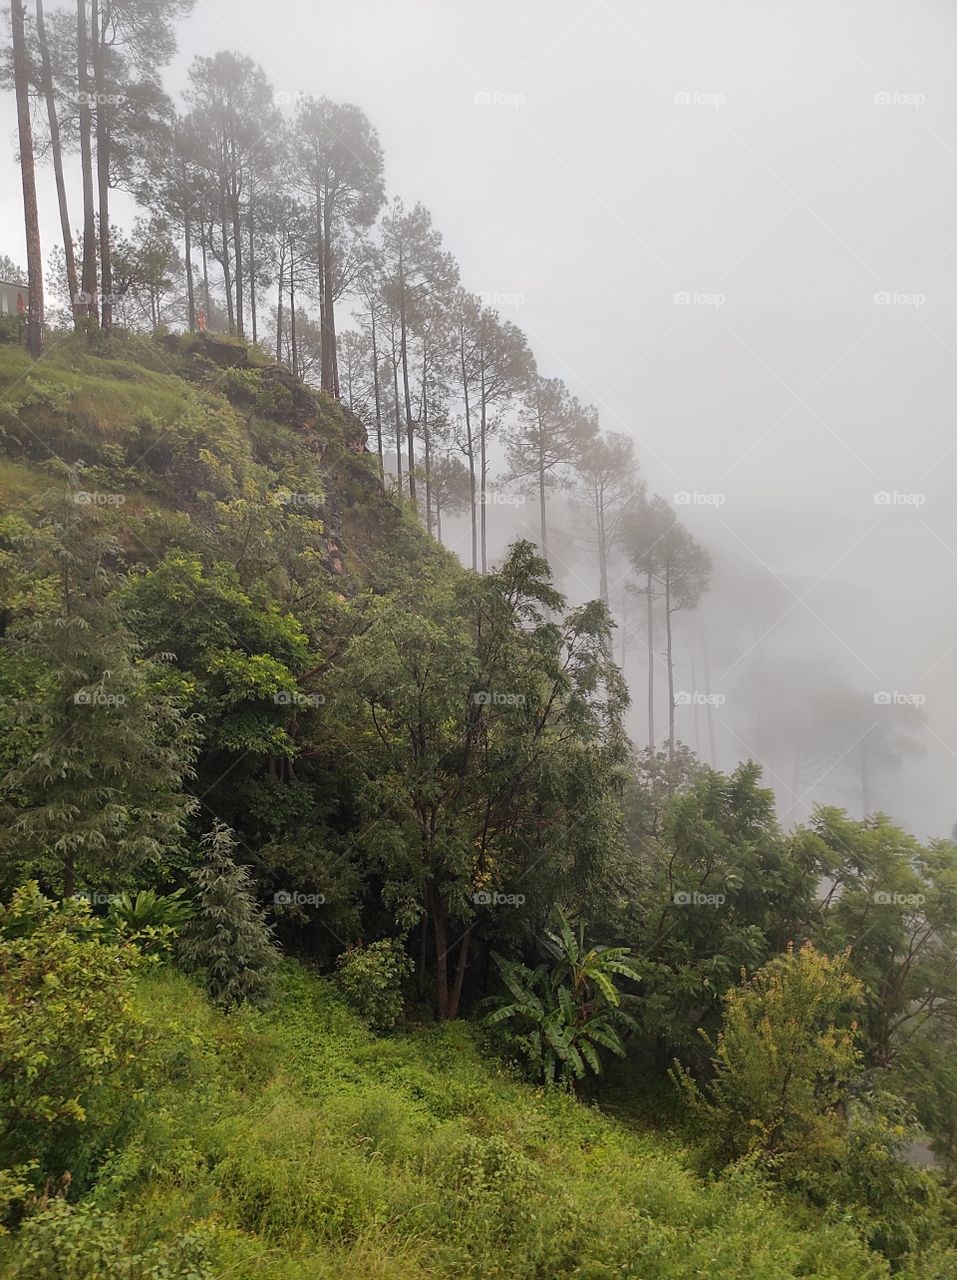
[0,958,903,1280]
[0,329,447,591]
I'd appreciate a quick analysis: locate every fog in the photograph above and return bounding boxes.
[4,0,956,836]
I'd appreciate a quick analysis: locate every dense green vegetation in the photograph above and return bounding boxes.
[1,336,955,1277]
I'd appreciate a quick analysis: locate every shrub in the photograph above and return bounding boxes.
[0,884,144,1180]
[7,1198,213,1279]
[177,823,278,1009]
[672,943,864,1175]
[335,938,412,1032]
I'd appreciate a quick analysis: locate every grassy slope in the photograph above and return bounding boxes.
[26,961,892,1280]
[0,338,947,1279]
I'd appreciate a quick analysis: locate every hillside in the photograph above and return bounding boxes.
[0,329,443,593]
[0,959,918,1280]
[1,336,955,1280]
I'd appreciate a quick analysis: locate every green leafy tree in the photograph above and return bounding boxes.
[630,762,818,1064]
[178,822,278,1009]
[334,541,627,1019]
[672,943,863,1174]
[0,883,144,1176]
[335,938,413,1033]
[485,908,639,1085]
[0,482,199,895]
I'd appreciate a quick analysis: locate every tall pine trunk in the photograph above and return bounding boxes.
[12,0,43,356]
[321,193,339,397]
[92,0,111,330]
[369,305,384,483]
[184,214,195,330]
[479,369,488,574]
[76,0,97,324]
[665,572,675,759]
[248,189,257,344]
[36,0,78,320]
[398,255,416,502]
[460,341,477,571]
[646,570,655,747]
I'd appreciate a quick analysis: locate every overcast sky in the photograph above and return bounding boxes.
[3,0,957,836]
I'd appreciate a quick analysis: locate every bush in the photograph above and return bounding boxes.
[6,1198,213,1279]
[672,943,864,1175]
[335,938,412,1032]
[0,884,145,1182]
[177,823,278,1009]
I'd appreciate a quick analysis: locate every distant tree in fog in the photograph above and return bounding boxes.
[505,374,598,564]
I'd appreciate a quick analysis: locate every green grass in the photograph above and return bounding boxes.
[3,960,942,1280]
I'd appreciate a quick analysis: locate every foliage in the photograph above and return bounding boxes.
[335,938,413,1032]
[0,478,199,895]
[7,1198,213,1280]
[484,908,639,1084]
[2,961,927,1280]
[672,944,864,1174]
[0,884,144,1179]
[177,823,278,1009]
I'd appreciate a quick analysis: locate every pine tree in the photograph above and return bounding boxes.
[178,821,278,1009]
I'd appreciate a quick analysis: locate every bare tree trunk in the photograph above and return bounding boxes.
[248,188,257,345]
[201,225,211,315]
[538,415,548,560]
[289,238,298,378]
[460,341,477,571]
[369,305,384,483]
[391,352,403,490]
[479,372,488,574]
[91,0,112,331]
[36,0,78,319]
[665,573,675,759]
[431,887,449,1020]
[447,924,473,1020]
[231,191,243,336]
[12,0,43,356]
[76,0,97,325]
[647,570,655,747]
[275,239,285,362]
[321,192,339,397]
[422,354,433,533]
[184,214,195,330]
[398,258,416,502]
